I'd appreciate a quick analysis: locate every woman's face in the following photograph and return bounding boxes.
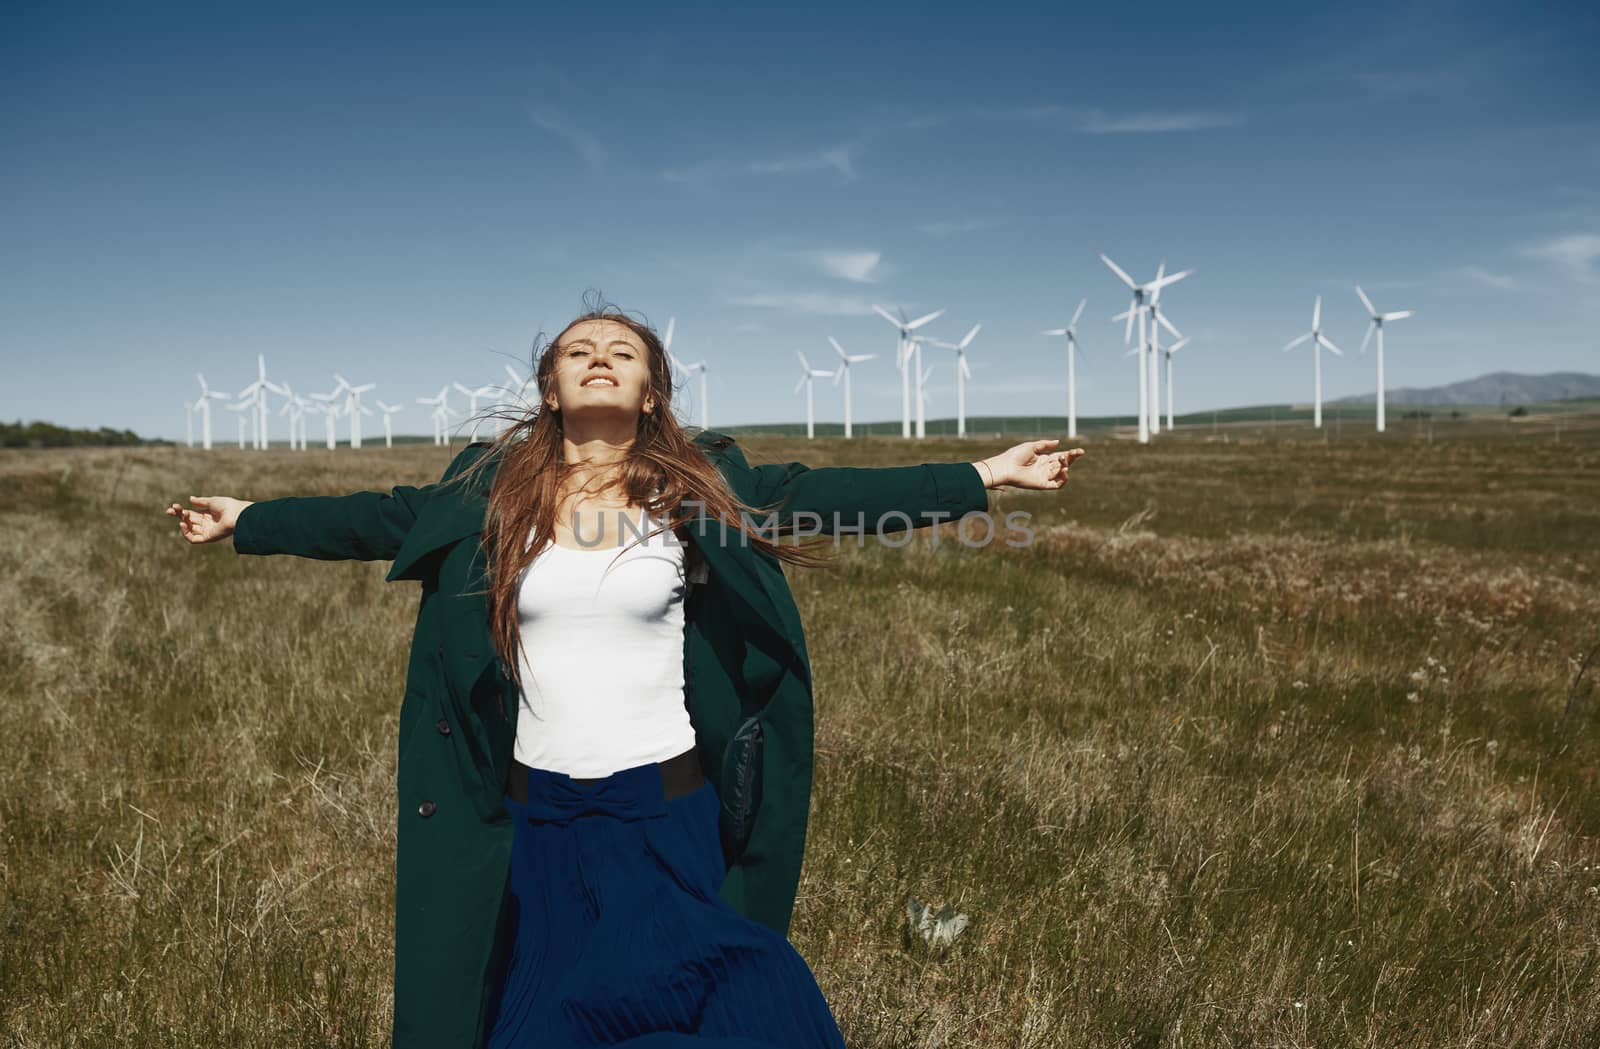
[545,319,655,421]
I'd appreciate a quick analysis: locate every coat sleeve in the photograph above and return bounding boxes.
[742,460,989,535]
[231,446,484,562]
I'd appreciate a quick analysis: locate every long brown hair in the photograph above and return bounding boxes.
[452,292,834,693]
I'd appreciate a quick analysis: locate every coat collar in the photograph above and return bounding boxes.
[384,433,791,648]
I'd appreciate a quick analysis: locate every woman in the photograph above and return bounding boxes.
[166,299,1083,1048]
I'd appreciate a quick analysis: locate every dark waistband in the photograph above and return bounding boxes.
[506,747,704,806]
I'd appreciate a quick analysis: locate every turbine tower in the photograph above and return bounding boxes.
[452,381,500,443]
[235,354,282,450]
[1356,285,1414,433]
[334,373,377,449]
[929,323,980,439]
[310,387,345,448]
[827,336,875,439]
[1042,298,1087,439]
[794,352,835,439]
[375,400,404,448]
[192,374,229,450]
[1101,254,1192,444]
[871,305,944,438]
[1282,296,1344,428]
[416,385,452,446]
[227,399,251,449]
[1163,336,1191,431]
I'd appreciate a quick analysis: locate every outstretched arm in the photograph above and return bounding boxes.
[164,446,488,562]
[166,487,431,562]
[743,439,1085,534]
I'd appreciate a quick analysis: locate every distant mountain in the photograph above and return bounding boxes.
[1329,371,1600,407]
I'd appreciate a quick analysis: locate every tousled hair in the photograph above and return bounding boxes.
[450,290,833,695]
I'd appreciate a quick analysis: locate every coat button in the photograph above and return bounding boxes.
[418,800,437,818]
[435,718,451,736]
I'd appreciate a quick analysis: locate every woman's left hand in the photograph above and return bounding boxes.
[973,440,1086,491]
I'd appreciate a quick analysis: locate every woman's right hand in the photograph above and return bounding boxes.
[166,496,253,545]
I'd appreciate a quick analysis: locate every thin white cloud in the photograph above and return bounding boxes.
[1522,234,1600,284]
[528,106,606,171]
[1073,108,1243,134]
[809,250,881,283]
[915,218,994,237]
[898,103,1242,135]
[725,290,875,316]
[663,144,858,185]
[1458,265,1516,290]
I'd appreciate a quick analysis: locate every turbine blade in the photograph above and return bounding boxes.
[1383,310,1413,321]
[1312,295,1322,331]
[871,304,902,327]
[1042,328,1068,336]
[1099,253,1137,289]
[1359,321,1375,354]
[1318,334,1343,356]
[1283,332,1312,352]
[1157,311,1183,341]
[905,308,945,330]
[828,335,846,359]
[1071,298,1087,327]
[1355,284,1376,316]
[959,322,981,348]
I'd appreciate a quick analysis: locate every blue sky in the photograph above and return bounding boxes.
[3,0,1597,440]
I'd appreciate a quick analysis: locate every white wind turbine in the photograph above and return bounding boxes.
[1042,298,1087,439]
[1355,285,1414,433]
[275,382,305,451]
[662,315,712,430]
[453,381,499,443]
[192,374,229,450]
[1282,296,1344,428]
[502,364,534,409]
[310,387,345,449]
[1145,263,1187,437]
[416,385,452,446]
[1163,336,1191,431]
[871,304,945,438]
[928,323,980,439]
[235,354,283,450]
[794,352,835,439]
[227,399,251,449]
[827,336,875,439]
[668,352,710,431]
[333,373,377,449]
[1102,254,1192,443]
[375,400,404,448]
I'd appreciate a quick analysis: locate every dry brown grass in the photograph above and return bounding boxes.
[3,416,1598,1047]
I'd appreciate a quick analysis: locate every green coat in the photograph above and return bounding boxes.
[231,429,990,1048]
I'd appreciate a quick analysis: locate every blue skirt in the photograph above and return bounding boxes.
[483,760,847,1048]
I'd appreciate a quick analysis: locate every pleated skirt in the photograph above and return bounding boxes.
[482,759,847,1048]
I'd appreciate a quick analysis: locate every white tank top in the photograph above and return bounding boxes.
[512,504,697,778]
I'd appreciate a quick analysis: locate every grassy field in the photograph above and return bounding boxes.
[3,416,1599,1047]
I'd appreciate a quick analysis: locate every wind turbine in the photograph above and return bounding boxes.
[310,387,345,449]
[1145,263,1186,437]
[928,323,980,438]
[375,400,404,448]
[235,354,281,450]
[227,399,251,449]
[1163,336,1191,432]
[416,385,451,446]
[827,336,876,439]
[334,374,377,449]
[1042,298,1087,438]
[1355,285,1414,433]
[191,374,229,450]
[794,352,835,439]
[1282,296,1344,428]
[1102,254,1192,443]
[872,304,945,438]
[275,382,307,451]
[453,381,499,443]
[669,352,710,431]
